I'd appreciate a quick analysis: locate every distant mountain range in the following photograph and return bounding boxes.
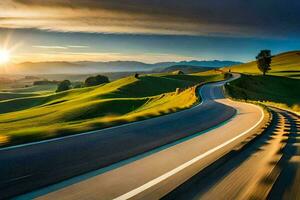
[6,60,242,74]
[158,65,211,74]
[157,60,243,69]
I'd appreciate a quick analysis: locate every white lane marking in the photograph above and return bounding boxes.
[5,174,32,183]
[114,105,264,200]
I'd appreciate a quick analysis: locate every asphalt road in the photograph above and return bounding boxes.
[0,76,237,199]
[13,74,266,200]
[164,108,299,200]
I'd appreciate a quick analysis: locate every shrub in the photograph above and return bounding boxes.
[56,80,71,92]
[33,80,59,85]
[85,75,109,87]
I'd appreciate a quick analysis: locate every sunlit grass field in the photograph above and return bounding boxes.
[225,51,300,114]
[0,71,225,147]
[0,85,57,101]
[227,51,300,78]
[1,84,57,94]
[226,74,300,112]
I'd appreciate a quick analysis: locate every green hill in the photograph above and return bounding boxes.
[1,84,57,94]
[0,72,225,147]
[228,51,300,78]
[226,74,300,112]
[0,84,57,101]
[225,51,300,114]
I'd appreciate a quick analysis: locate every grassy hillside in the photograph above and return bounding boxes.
[228,51,300,78]
[226,74,300,113]
[1,84,57,94]
[225,51,300,113]
[0,72,225,147]
[0,85,57,101]
[0,92,39,101]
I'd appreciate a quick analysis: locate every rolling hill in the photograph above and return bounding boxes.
[226,74,300,111]
[225,50,300,114]
[228,51,300,78]
[0,71,225,147]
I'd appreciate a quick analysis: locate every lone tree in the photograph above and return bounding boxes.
[56,80,71,92]
[172,70,184,75]
[85,75,109,87]
[256,50,272,75]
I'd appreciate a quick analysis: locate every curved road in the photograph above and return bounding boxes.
[164,108,299,200]
[0,74,264,199]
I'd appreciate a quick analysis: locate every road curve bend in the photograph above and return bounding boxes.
[163,108,299,200]
[0,74,265,199]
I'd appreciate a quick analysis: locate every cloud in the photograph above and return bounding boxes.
[12,51,197,63]
[0,0,299,37]
[32,45,89,49]
[32,45,68,49]
[67,45,89,48]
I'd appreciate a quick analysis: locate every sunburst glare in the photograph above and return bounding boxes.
[0,49,10,64]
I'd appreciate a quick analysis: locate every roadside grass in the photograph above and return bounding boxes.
[225,50,300,114]
[226,74,300,114]
[0,72,225,147]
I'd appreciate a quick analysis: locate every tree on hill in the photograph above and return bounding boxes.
[85,75,109,87]
[56,80,71,92]
[256,50,272,75]
[172,70,184,75]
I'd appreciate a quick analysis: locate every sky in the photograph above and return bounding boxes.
[0,0,300,64]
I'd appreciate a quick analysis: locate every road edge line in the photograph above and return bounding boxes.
[114,104,265,200]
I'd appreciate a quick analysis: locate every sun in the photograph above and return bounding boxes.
[0,49,10,64]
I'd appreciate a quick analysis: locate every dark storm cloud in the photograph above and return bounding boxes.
[1,0,300,37]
